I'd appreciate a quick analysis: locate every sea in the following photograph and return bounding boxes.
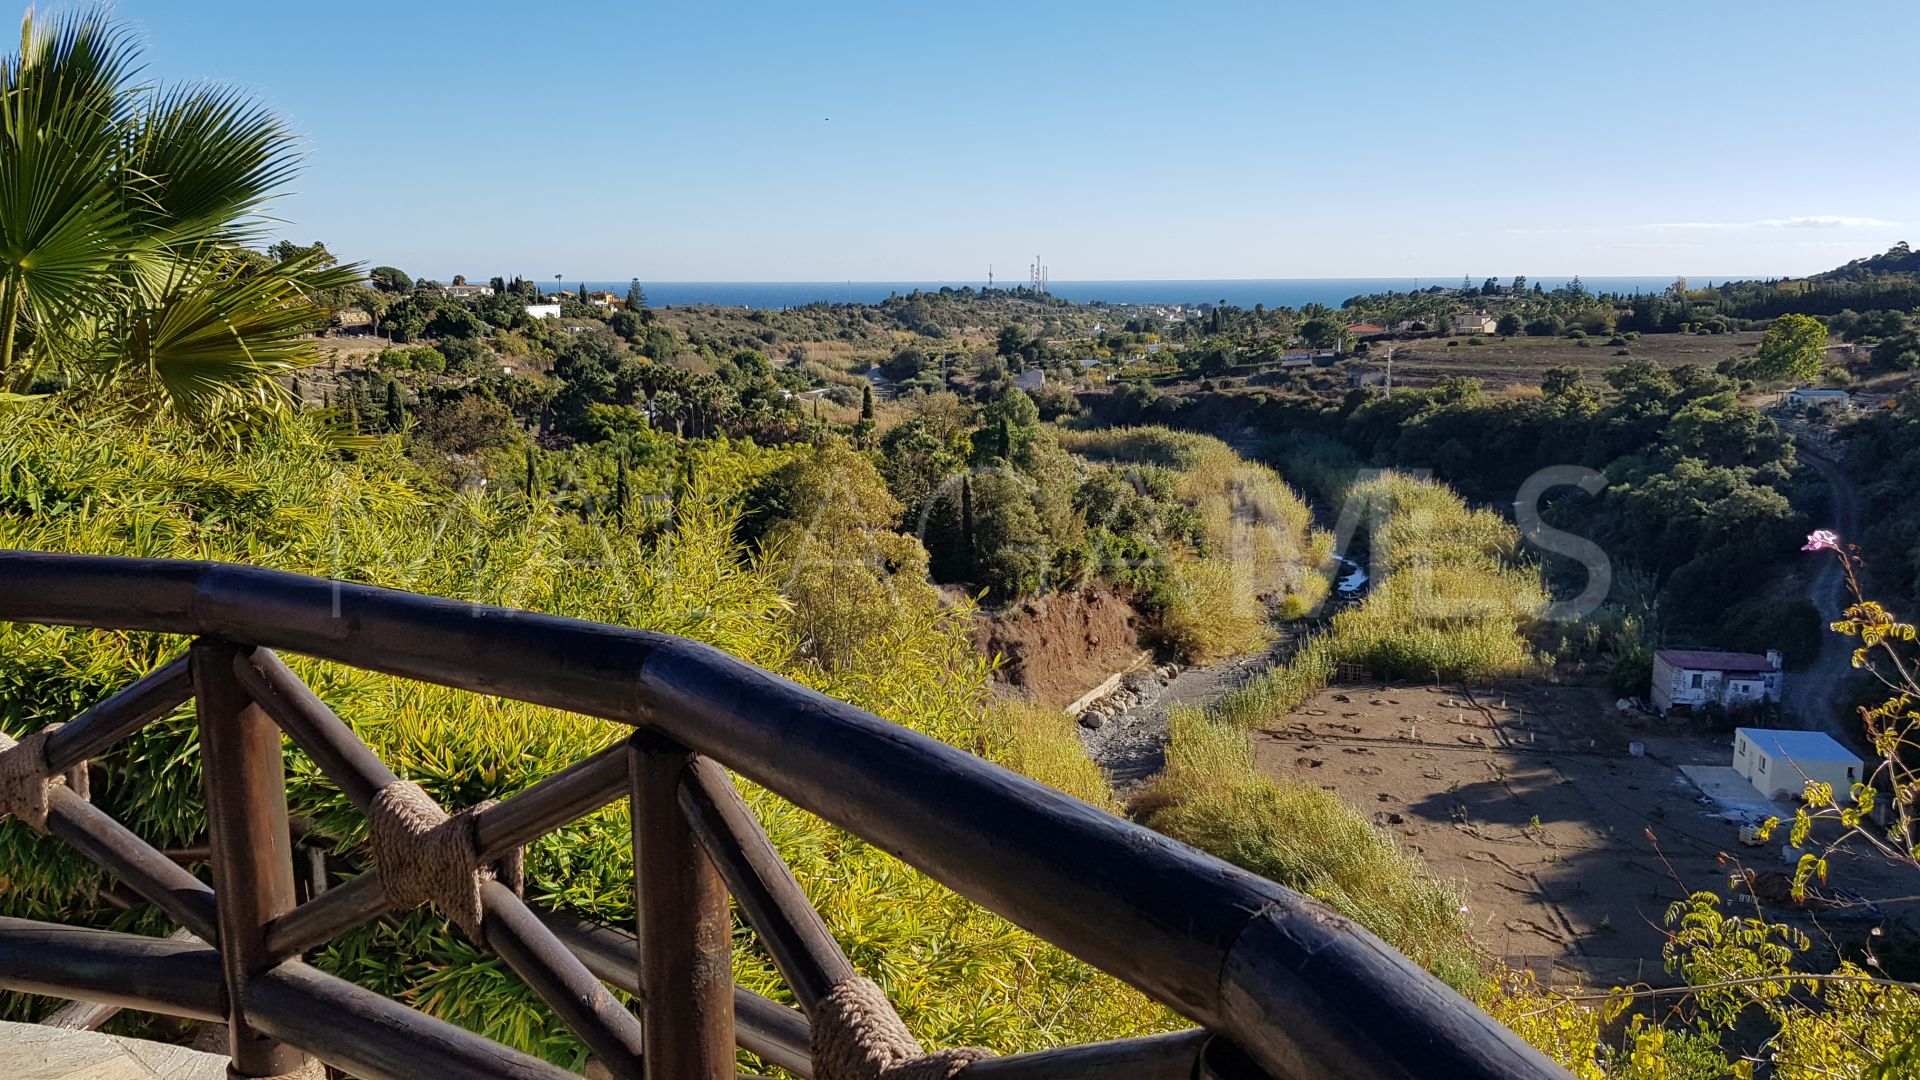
[544,276,1732,311]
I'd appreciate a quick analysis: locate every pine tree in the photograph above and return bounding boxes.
[627,278,647,311]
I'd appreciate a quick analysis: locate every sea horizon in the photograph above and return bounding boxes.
[533,275,1766,311]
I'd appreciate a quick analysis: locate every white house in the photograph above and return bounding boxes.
[1651,649,1783,715]
[445,283,495,300]
[1733,727,1863,801]
[1453,313,1499,335]
[1786,388,1852,411]
[524,303,562,320]
[1013,369,1046,392]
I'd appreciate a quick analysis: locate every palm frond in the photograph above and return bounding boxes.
[128,248,361,416]
[0,8,142,355]
[125,81,302,246]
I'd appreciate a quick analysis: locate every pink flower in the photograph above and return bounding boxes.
[1803,529,1842,553]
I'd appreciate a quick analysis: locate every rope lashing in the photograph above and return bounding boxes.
[809,976,996,1080]
[0,724,85,832]
[225,1059,326,1080]
[366,780,522,939]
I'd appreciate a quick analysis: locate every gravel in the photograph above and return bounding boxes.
[1076,630,1301,795]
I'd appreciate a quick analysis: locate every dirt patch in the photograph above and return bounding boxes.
[975,589,1146,708]
[1346,330,1763,389]
[1253,678,1920,987]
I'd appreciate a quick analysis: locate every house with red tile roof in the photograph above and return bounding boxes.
[1651,649,1783,715]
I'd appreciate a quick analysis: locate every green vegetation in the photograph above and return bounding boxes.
[1145,705,1479,988]
[1148,357,1811,693]
[1744,313,1829,381]
[1134,472,1542,996]
[1839,392,1920,603]
[1057,426,1330,659]
[0,406,1174,1066]
[0,11,353,413]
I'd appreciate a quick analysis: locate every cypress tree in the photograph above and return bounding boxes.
[960,475,977,575]
[290,374,302,405]
[613,451,630,523]
[860,383,874,422]
[524,448,538,500]
[997,416,1012,461]
[384,379,404,431]
[578,282,589,303]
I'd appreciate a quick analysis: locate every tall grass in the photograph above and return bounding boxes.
[1143,706,1480,989]
[0,406,1175,1066]
[1060,426,1332,660]
[1210,473,1543,728]
[1140,471,1550,994]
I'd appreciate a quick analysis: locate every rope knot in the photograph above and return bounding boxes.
[810,976,995,1080]
[0,724,84,832]
[367,780,520,939]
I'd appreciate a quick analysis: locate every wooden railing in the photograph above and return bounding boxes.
[0,552,1567,1079]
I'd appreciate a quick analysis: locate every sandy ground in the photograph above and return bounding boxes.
[1253,678,1920,987]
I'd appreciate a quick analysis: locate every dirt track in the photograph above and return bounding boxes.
[1785,450,1861,743]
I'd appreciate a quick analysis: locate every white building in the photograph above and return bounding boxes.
[1733,727,1864,801]
[1651,649,1784,715]
[1786,388,1852,411]
[1013,369,1046,392]
[445,283,495,300]
[524,303,562,320]
[1453,313,1499,335]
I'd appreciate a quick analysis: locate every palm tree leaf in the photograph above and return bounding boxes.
[0,9,142,332]
[126,82,301,246]
[133,248,360,416]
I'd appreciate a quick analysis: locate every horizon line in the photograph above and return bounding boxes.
[515,272,1772,285]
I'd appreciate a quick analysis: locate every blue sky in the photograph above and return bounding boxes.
[111,0,1920,281]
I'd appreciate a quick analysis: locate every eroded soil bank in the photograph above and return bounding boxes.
[973,588,1147,708]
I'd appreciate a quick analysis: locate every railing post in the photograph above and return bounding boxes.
[193,638,309,1078]
[629,731,734,1079]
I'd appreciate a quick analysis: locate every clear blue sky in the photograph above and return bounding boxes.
[112,0,1920,282]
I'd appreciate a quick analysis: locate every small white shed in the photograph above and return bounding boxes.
[1733,727,1863,801]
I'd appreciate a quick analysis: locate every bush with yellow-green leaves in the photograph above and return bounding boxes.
[0,405,1173,1071]
[1059,426,1332,660]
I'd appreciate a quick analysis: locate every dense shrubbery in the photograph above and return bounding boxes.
[1057,426,1331,659]
[1838,392,1920,603]
[0,407,1174,1067]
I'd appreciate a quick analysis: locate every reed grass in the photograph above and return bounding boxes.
[1059,426,1332,660]
[0,405,1176,1067]
[1140,470,1549,995]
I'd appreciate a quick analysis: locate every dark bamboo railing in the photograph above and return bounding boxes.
[0,552,1569,1080]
